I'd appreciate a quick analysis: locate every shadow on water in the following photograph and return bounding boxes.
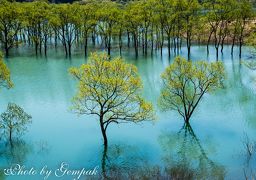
[96,123,225,179]
[0,139,50,179]
[0,140,32,165]
[158,123,225,180]
[0,140,31,180]
[99,144,159,179]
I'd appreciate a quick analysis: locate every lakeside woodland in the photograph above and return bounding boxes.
[0,0,255,59]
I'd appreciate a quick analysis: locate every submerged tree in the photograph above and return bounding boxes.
[159,57,225,123]
[0,103,32,143]
[70,53,154,146]
[0,0,22,57]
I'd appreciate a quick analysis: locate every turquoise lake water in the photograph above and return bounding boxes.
[0,45,255,179]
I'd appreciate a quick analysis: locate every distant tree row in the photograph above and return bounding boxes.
[0,0,254,58]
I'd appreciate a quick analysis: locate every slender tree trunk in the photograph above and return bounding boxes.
[145,28,148,55]
[44,36,47,56]
[216,47,219,61]
[107,36,111,56]
[207,29,214,55]
[221,36,225,53]
[151,25,154,55]
[99,115,108,146]
[68,42,71,58]
[84,36,88,56]
[239,38,242,58]
[4,28,9,57]
[64,42,68,57]
[160,27,164,56]
[187,33,191,60]
[133,33,138,58]
[127,31,130,48]
[231,35,236,55]
[119,30,122,56]
[167,34,171,58]
[35,42,38,56]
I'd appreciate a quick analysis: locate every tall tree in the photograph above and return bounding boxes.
[51,3,80,57]
[159,56,225,123]
[79,1,98,56]
[69,53,154,146]
[236,0,254,58]
[181,0,200,59]
[97,1,120,56]
[0,103,32,143]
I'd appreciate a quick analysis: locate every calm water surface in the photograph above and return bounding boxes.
[0,45,255,179]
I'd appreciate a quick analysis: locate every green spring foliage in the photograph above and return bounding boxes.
[159,57,225,122]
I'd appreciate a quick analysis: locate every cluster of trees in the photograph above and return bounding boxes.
[70,52,225,146]
[0,0,254,58]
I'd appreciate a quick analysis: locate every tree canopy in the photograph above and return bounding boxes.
[0,103,32,142]
[159,57,225,123]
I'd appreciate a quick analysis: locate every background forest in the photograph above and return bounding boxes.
[0,0,255,59]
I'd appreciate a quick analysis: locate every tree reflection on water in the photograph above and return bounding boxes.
[0,140,32,165]
[99,143,159,179]
[0,139,49,180]
[159,123,225,180]
[97,123,225,179]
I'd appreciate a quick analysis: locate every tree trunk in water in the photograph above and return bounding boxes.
[188,45,191,60]
[207,30,213,55]
[145,29,148,55]
[167,35,171,58]
[64,42,68,57]
[221,37,225,53]
[84,37,88,57]
[187,36,191,60]
[231,36,235,55]
[100,115,108,146]
[239,40,242,58]
[216,47,219,61]
[68,43,71,58]
[44,37,47,56]
[44,43,47,56]
[133,33,138,58]
[55,31,58,49]
[5,48,9,58]
[160,28,164,56]
[35,43,38,56]
[4,29,9,57]
[184,115,190,124]
[39,39,42,55]
[151,26,154,55]
[119,31,122,56]
[107,37,111,56]
[127,31,130,48]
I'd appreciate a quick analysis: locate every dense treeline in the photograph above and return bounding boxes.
[0,0,254,59]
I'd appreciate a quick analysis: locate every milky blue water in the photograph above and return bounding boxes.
[0,45,255,179]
